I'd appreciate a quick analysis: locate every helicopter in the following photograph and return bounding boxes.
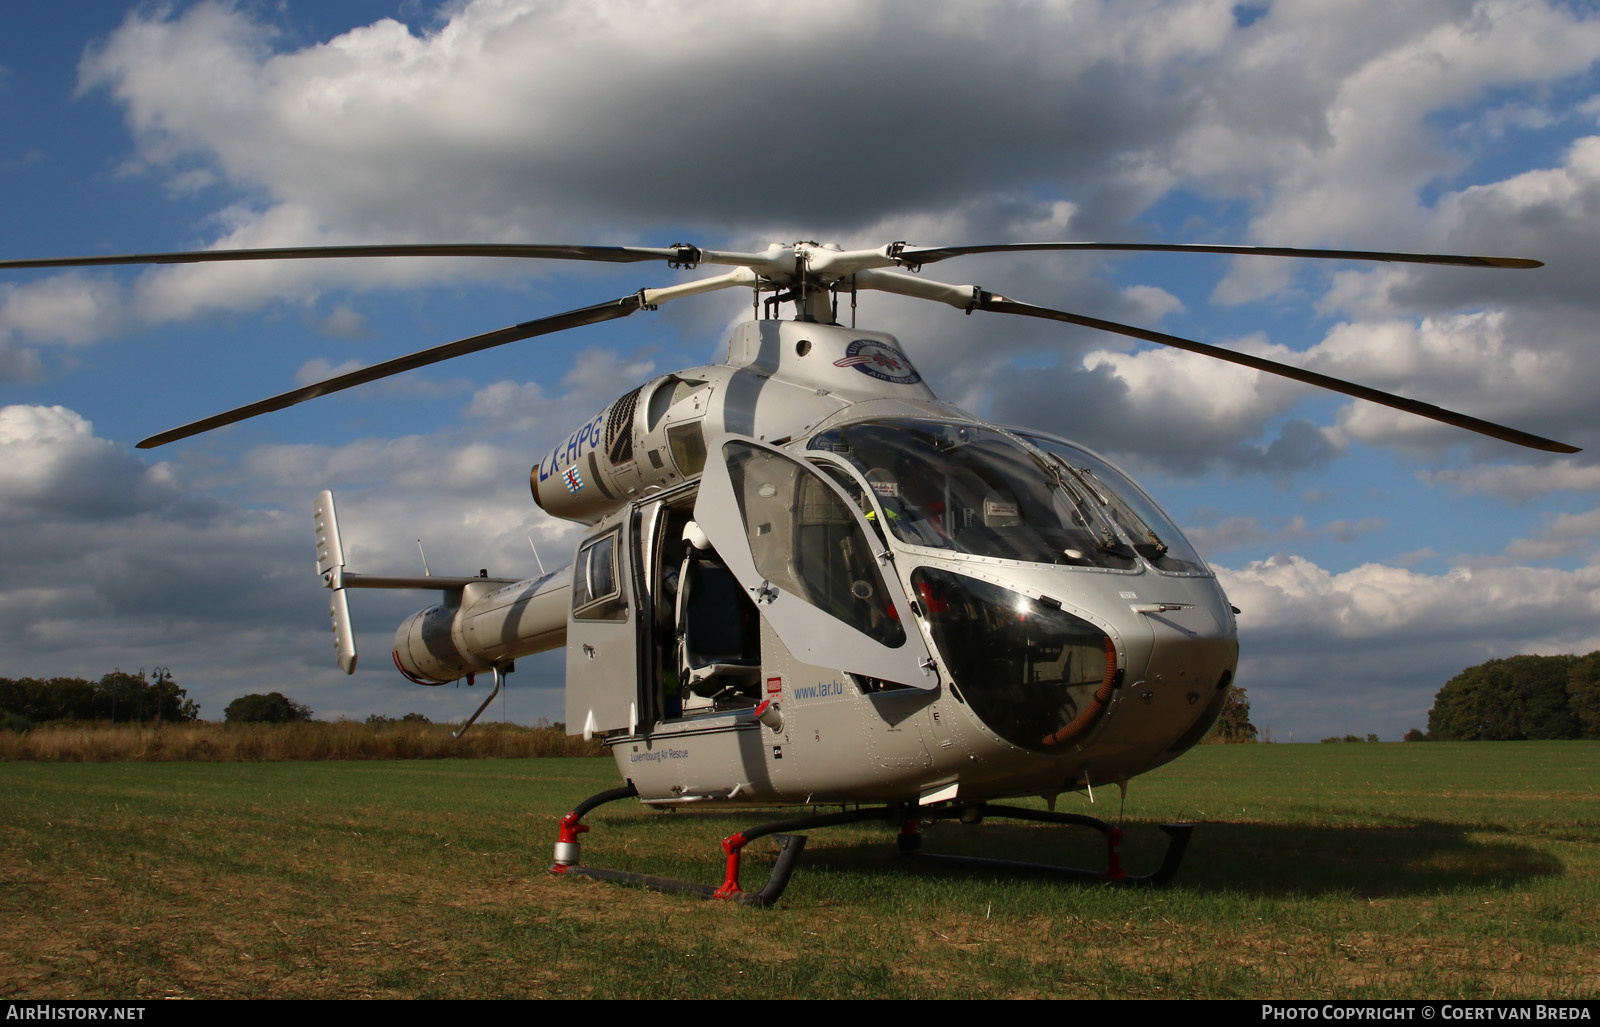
[1,239,1578,903]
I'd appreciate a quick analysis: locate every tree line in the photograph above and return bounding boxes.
[0,670,199,731]
[0,672,331,730]
[1420,652,1600,741]
[22,653,1594,742]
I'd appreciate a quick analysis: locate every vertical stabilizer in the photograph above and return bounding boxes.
[314,490,358,674]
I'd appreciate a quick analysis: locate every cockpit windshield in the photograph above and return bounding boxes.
[809,420,1133,569]
[808,419,1207,575]
[1018,432,1208,575]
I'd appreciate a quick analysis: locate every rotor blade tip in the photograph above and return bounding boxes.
[1483,257,1543,269]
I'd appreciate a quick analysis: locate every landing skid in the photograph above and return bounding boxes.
[549,788,1195,906]
[907,803,1194,887]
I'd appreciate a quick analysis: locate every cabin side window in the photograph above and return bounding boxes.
[572,530,628,621]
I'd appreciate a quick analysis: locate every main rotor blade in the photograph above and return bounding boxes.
[976,295,1580,454]
[137,293,645,449]
[0,243,694,272]
[898,242,1542,270]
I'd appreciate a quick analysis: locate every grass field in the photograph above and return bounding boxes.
[1,743,1595,999]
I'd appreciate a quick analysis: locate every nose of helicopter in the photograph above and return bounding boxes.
[1091,590,1240,768]
[909,565,1234,761]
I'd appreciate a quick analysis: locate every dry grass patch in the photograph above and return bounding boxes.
[0,720,604,762]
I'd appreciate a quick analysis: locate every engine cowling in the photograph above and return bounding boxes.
[530,374,713,524]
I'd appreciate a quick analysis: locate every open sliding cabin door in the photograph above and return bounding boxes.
[692,435,937,690]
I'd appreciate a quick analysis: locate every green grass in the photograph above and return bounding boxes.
[1,743,1596,999]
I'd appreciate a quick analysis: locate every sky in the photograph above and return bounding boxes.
[1,0,1598,743]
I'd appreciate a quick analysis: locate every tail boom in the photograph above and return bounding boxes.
[314,490,572,683]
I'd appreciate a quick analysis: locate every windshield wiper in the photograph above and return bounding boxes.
[1056,458,1171,557]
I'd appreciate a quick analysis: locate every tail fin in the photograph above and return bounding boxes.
[313,490,358,674]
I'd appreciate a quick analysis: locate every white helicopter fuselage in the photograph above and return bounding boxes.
[1,236,1557,851]
[365,317,1238,810]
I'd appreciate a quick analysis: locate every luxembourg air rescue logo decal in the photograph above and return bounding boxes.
[833,339,922,385]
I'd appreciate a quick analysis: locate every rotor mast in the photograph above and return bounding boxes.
[683,241,909,324]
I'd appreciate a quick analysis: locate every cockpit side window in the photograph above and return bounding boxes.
[725,442,905,648]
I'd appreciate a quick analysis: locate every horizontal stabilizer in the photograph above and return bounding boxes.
[341,572,521,591]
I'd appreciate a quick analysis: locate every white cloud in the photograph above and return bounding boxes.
[0,400,574,722]
[1233,0,1600,243]
[0,273,126,348]
[314,305,372,340]
[1217,549,1600,735]
[1184,513,1383,554]
[1324,517,1385,543]
[1473,101,1558,139]
[0,343,44,384]
[0,405,181,521]
[1219,552,1600,645]
[1308,132,1600,392]
[5,0,1600,743]
[294,357,363,385]
[1002,334,1349,473]
[1501,506,1600,562]
[1186,515,1312,553]
[4,1,1583,470]
[74,0,1231,248]
[1296,311,1589,455]
[1120,284,1185,321]
[1419,458,1600,501]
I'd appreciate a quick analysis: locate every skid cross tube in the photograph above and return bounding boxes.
[553,801,897,907]
[913,803,1195,886]
[548,794,1195,905]
[565,833,811,907]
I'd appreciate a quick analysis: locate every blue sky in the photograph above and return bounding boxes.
[1,0,1598,742]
